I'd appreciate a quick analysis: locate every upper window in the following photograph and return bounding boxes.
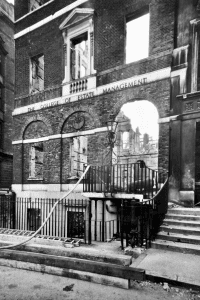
[29,0,45,12]
[30,54,44,93]
[60,8,95,92]
[126,12,149,64]
[0,121,3,149]
[0,54,4,87]
[0,88,3,111]
[70,32,89,81]
[0,54,2,75]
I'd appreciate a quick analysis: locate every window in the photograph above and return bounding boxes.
[122,132,129,150]
[70,33,89,80]
[0,54,4,87]
[0,54,2,75]
[126,12,149,64]
[29,0,44,12]
[29,143,44,180]
[30,54,44,93]
[27,208,41,231]
[0,88,3,111]
[0,122,3,149]
[70,136,87,178]
[67,211,85,238]
[60,8,96,95]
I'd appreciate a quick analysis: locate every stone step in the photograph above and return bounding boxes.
[167,208,200,216]
[163,219,200,228]
[166,214,200,222]
[151,239,200,255]
[160,225,200,236]
[157,231,200,245]
[0,249,145,290]
[0,237,131,267]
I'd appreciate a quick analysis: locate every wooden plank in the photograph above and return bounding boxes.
[0,249,145,281]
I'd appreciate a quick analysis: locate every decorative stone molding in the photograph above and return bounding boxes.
[60,8,96,96]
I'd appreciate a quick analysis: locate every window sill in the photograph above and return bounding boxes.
[62,74,96,96]
[28,177,43,181]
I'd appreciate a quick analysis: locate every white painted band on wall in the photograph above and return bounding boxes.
[15,0,55,23]
[14,0,89,39]
[13,67,171,116]
[12,127,108,145]
[158,115,179,124]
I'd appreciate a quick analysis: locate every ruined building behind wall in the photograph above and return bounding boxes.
[13,0,181,203]
[0,0,14,189]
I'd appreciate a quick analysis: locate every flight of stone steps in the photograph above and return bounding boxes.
[151,207,200,255]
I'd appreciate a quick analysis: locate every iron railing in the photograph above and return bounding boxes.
[83,162,167,198]
[120,176,169,249]
[0,197,90,243]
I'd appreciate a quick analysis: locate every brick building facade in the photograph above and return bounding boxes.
[0,0,14,190]
[13,0,175,201]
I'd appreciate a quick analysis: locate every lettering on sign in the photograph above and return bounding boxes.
[40,100,59,110]
[28,107,35,112]
[185,102,194,111]
[102,78,147,94]
[78,92,94,100]
[65,97,71,103]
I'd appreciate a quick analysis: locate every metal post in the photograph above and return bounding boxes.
[102,200,105,242]
[88,200,92,244]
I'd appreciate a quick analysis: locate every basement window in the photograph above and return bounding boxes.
[27,208,41,231]
[29,143,44,180]
[29,0,45,12]
[30,54,44,93]
[126,12,149,64]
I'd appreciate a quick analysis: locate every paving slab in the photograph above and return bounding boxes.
[131,248,200,289]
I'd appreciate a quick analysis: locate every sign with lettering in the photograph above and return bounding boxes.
[13,67,170,116]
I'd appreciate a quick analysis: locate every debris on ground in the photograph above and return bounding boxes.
[124,246,145,258]
[62,239,81,248]
[131,280,200,300]
[163,282,169,291]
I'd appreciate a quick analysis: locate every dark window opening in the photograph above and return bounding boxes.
[70,32,89,80]
[27,208,41,231]
[30,54,44,93]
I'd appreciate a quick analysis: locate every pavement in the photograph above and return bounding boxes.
[131,247,200,290]
[0,265,197,300]
[1,233,200,290]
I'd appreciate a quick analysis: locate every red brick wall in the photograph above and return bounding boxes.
[13,0,173,184]
[0,0,14,188]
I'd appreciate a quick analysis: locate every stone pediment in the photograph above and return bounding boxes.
[59,8,94,30]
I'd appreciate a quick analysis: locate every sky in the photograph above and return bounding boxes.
[121,101,159,140]
[6,0,14,4]
[126,13,149,63]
